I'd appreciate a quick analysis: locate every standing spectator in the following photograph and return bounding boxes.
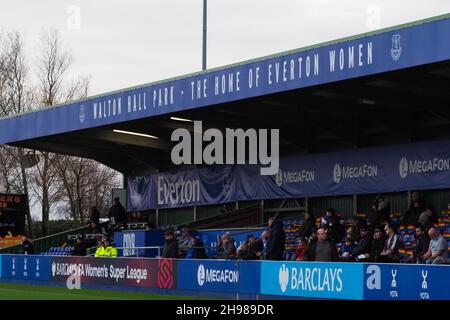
[178,227,193,258]
[418,205,438,230]
[89,206,100,225]
[298,211,315,239]
[22,237,34,255]
[321,209,345,242]
[304,227,339,262]
[268,216,286,260]
[401,192,426,225]
[352,225,372,261]
[71,236,88,256]
[423,227,449,264]
[162,229,179,258]
[108,197,127,228]
[190,236,207,259]
[377,223,402,263]
[367,195,391,226]
[214,233,236,259]
[405,225,430,264]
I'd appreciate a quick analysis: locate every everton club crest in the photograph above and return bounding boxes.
[391,34,402,61]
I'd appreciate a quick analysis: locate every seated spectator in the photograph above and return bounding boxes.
[252,233,266,260]
[214,233,236,259]
[351,218,368,242]
[190,236,207,259]
[339,236,354,261]
[423,227,449,264]
[418,205,438,230]
[352,225,372,261]
[94,238,118,258]
[162,229,179,258]
[71,235,88,256]
[377,223,402,263]
[304,227,339,262]
[298,211,315,239]
[368,226,386,262]
[22,237,34,255]
[178,227,193,258]
[405,225,430,264]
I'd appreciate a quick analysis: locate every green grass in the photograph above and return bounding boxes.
[0,282,216,300]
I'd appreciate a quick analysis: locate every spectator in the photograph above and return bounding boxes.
[161,229,178,258]
[22,237,34,255]
[368,227,386,262]
[304,227,339,262]
[339,236,354,261]
[178,227,193,258]
[321,208,345,242]
[108,197,127,228]
[214,233,236,259]
[88,221,102,234]
[71,235,88,256]
[268,216,286,260]
[352,225,372,261]
[401,192,426,225]
[378,223,402,263]
[423,227,449,264]
[298,211,315,239]
[351,218,368,242]
[405,225,430,264]
[89,206,100,225]
[418,205,438,230]
[237,235,260,260]
[190,236,207,259]
[94,238,118,258]
[254,232,267,259]
[295,237,307,261]
[367,195,391,225]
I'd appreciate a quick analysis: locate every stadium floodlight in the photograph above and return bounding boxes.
[170,116,193,122]
[113,129,159,139]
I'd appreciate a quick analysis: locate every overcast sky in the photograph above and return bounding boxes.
[1,0,450,96]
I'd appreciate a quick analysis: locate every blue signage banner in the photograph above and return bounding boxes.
[113,230,165,257]
[260,261,364,300]
[363,263,450,300]
[1,255,51,281]
[177,259,259,294]
[128,139,450,210]
[2,15,450,143]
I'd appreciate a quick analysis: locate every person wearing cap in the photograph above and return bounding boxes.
[351,225,372,261]
[94,238,118,258]
[71,235,88,256]
[162,229,179,258]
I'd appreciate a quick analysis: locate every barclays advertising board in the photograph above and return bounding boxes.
[260,261,364,300]
[364,264,450,300]
[177,260,260,294]
[2,254,51,281]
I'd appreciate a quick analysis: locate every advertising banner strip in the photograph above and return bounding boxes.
[128,138,450,210]
[260,261,364,300]
[1,255,51,281]
[2,15,450,144]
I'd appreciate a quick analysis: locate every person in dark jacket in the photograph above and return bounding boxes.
[298,211,315,239]
[321,209,345,243]
[22,237,34,255]
[71,236,88,256]
[377,223,402,263]
[405,225,431,263]
[352,225,372,261]
[268,216,286,260]
[367,195,391,226]
[108,197,127,228]
[304,227,339,262]
[162,229,178,258]
[190,236,207,259]
[89,206,100,225]
[214,233,237,259]
[400,192,426,225]
[368,227,386,262]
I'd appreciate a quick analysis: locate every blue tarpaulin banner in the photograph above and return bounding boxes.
[128,139,450,210]
[2,15,450,143]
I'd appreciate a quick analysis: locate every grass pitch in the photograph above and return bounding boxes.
[0,282,214,300]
